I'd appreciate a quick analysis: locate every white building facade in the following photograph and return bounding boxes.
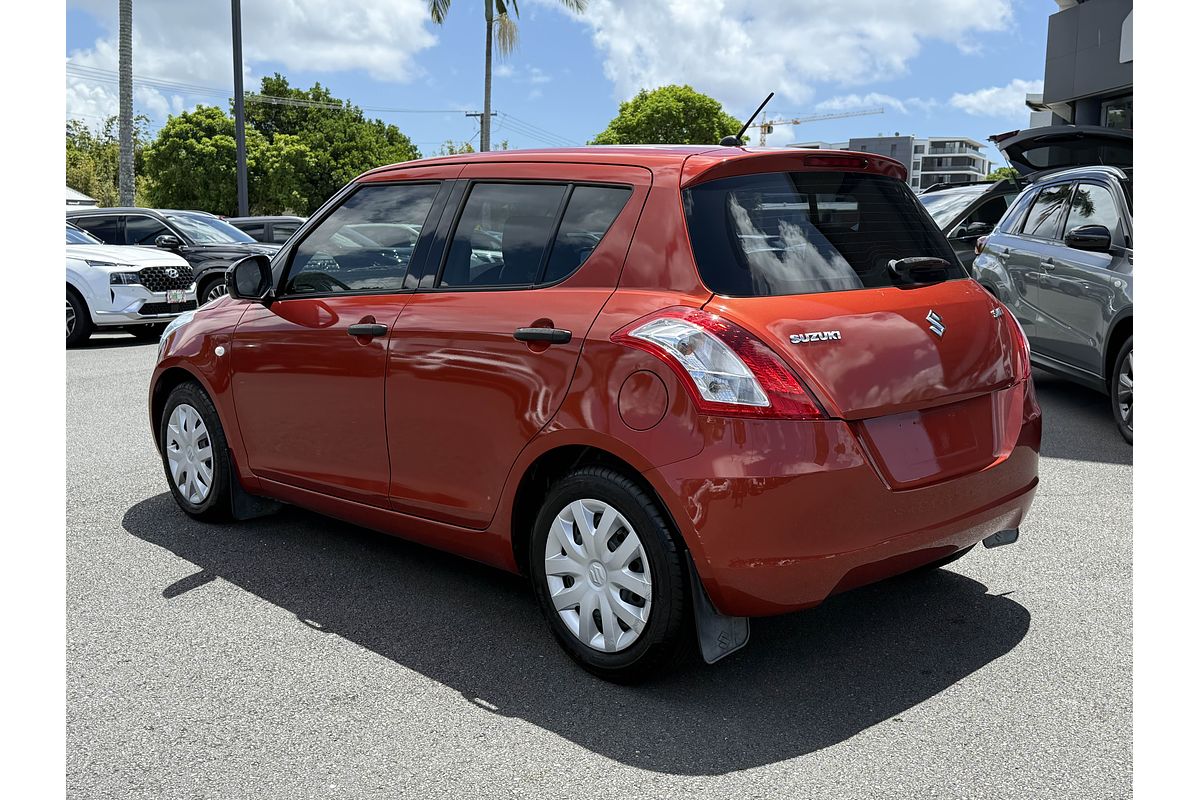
[790,135,992,191]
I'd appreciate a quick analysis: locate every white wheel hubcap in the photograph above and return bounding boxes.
[165,403,214,504]
[544,499,653,653]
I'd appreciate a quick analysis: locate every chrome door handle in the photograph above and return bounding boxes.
[1040,260,1056,270]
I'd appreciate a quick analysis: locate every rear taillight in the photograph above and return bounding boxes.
[612,308,825,420]
[1001,305,1031,380]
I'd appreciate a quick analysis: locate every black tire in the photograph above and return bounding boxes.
[159,381,233,522]
[914,544,975,573]
[198,275,228,306]
[66,288,93,347]
[529,466,691,683]
[1110,337,1132,444]
[129,323,168,341]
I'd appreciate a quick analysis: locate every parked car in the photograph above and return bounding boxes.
[225,215,307,245]
[151,146,1041,681]
[974,125,1132,442]
[66,222,196,346]
[919,179,1023,270]
[66,207,280,305]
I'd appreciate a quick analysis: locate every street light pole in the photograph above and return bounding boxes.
[231,0,248,216]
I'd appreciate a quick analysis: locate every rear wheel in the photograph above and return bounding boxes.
[66,289,92,347]
[159,382,233,521]
[529,466,691,683]
[1110,337,1132,443]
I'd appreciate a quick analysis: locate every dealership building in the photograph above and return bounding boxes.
[790,135,993,191]
[1025,0,1132,129]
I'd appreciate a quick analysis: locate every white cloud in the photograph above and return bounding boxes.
[540,0,1014,111]
[949,78,1043,119]
[816,92,939,116]
[66,0,437,124]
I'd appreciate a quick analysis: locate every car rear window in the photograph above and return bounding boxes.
[684,171,962,297]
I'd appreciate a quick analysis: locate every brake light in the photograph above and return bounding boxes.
[612,308,824,420]
[804,154,869,170]
[1000,305,1031,380]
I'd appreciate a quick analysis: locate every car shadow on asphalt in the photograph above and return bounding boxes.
[123,493,1030,776]
[1032,369,1132,465]
[71,334,157,350]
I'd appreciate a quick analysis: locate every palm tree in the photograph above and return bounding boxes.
[428,1,586,151]
[118,0,134,205]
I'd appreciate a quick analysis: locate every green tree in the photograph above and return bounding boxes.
[246,74,421,210]
[438,140,477,155]
[66,116,152,207]
[591,85,743,145]
[986,166,1019,182]
[142,106,313,215]
[427,1,586,151]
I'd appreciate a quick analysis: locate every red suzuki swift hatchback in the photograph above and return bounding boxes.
[151,146,1040,681]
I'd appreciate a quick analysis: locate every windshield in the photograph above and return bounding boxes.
[66,224,102,245]
[684,171,963,297]
[165,212,256,244]
[918,185,991,229]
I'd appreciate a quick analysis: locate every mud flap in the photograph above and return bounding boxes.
[687,554,750,664]
[229,460,282,521]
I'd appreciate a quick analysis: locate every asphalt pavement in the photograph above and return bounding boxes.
[66,331,1132,799]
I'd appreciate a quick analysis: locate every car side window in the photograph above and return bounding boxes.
[1020,184,1073,239]
[125,215,173,245]
[1064,183,1123,246]
[72,216,121,244]
[965,194,1012,227]
[994,190,1035,235]
[284,182,439,296]
[238,223,266,241]
[271,222,299,243]
[439,183,568,288]
[541,185,632,283]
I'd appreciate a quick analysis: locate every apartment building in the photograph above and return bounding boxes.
[790,135,993,191]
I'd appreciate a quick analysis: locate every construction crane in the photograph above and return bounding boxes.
[752,107,886,146]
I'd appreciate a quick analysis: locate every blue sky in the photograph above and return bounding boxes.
[66,0,1053,165]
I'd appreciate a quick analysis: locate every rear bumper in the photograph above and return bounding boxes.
[644,385,1041,617]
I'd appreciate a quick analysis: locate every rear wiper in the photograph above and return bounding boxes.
[889,256,954,284]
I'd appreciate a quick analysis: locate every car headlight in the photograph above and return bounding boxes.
[158,310,197,357]
[108,272,142,285]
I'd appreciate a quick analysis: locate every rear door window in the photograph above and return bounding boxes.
[71,216,121,244]
[284,182,440,295]
[542,185,631,284]
[1019,184,1073,239]
[684,171,961,297]
[438,183,567,288]
[271,222,300,243]
[237,222,266,241]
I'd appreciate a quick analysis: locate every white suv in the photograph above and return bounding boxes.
[66,223,197,346]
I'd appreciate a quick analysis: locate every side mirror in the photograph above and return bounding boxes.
[227,254,274,303]
[155,234,182,250]
[964,221,994,237]
[1064,224,1112,252]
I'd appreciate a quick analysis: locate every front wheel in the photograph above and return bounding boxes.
[529,466,691,683]
[66,289,92,347]
[159,381,233,521]
[199,276,228,305]
[1110,337,1132,443]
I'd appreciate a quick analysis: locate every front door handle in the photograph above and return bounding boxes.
[1040,260,1056,270]
[348,323,388,337]
[514,327,572,344]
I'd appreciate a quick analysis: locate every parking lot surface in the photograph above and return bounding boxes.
[67,333,1131,799]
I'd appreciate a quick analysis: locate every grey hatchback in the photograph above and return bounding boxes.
[974,126,1132,441]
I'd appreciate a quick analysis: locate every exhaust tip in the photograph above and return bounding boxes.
[982,528,1019,549]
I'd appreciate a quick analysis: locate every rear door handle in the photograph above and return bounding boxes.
[514,327,572,344]
[1040,260,1056,270]
[347,323,388,337]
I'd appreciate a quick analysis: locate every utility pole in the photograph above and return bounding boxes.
[465,111,497,150]
[231,0,249,216]
[118,0,134,206]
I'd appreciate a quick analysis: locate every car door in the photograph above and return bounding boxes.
[231,178,451,507]
[123,214,174,246]
[385,162,650,529]
[1035,180,1131,376]
[1003,182,1073,353]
